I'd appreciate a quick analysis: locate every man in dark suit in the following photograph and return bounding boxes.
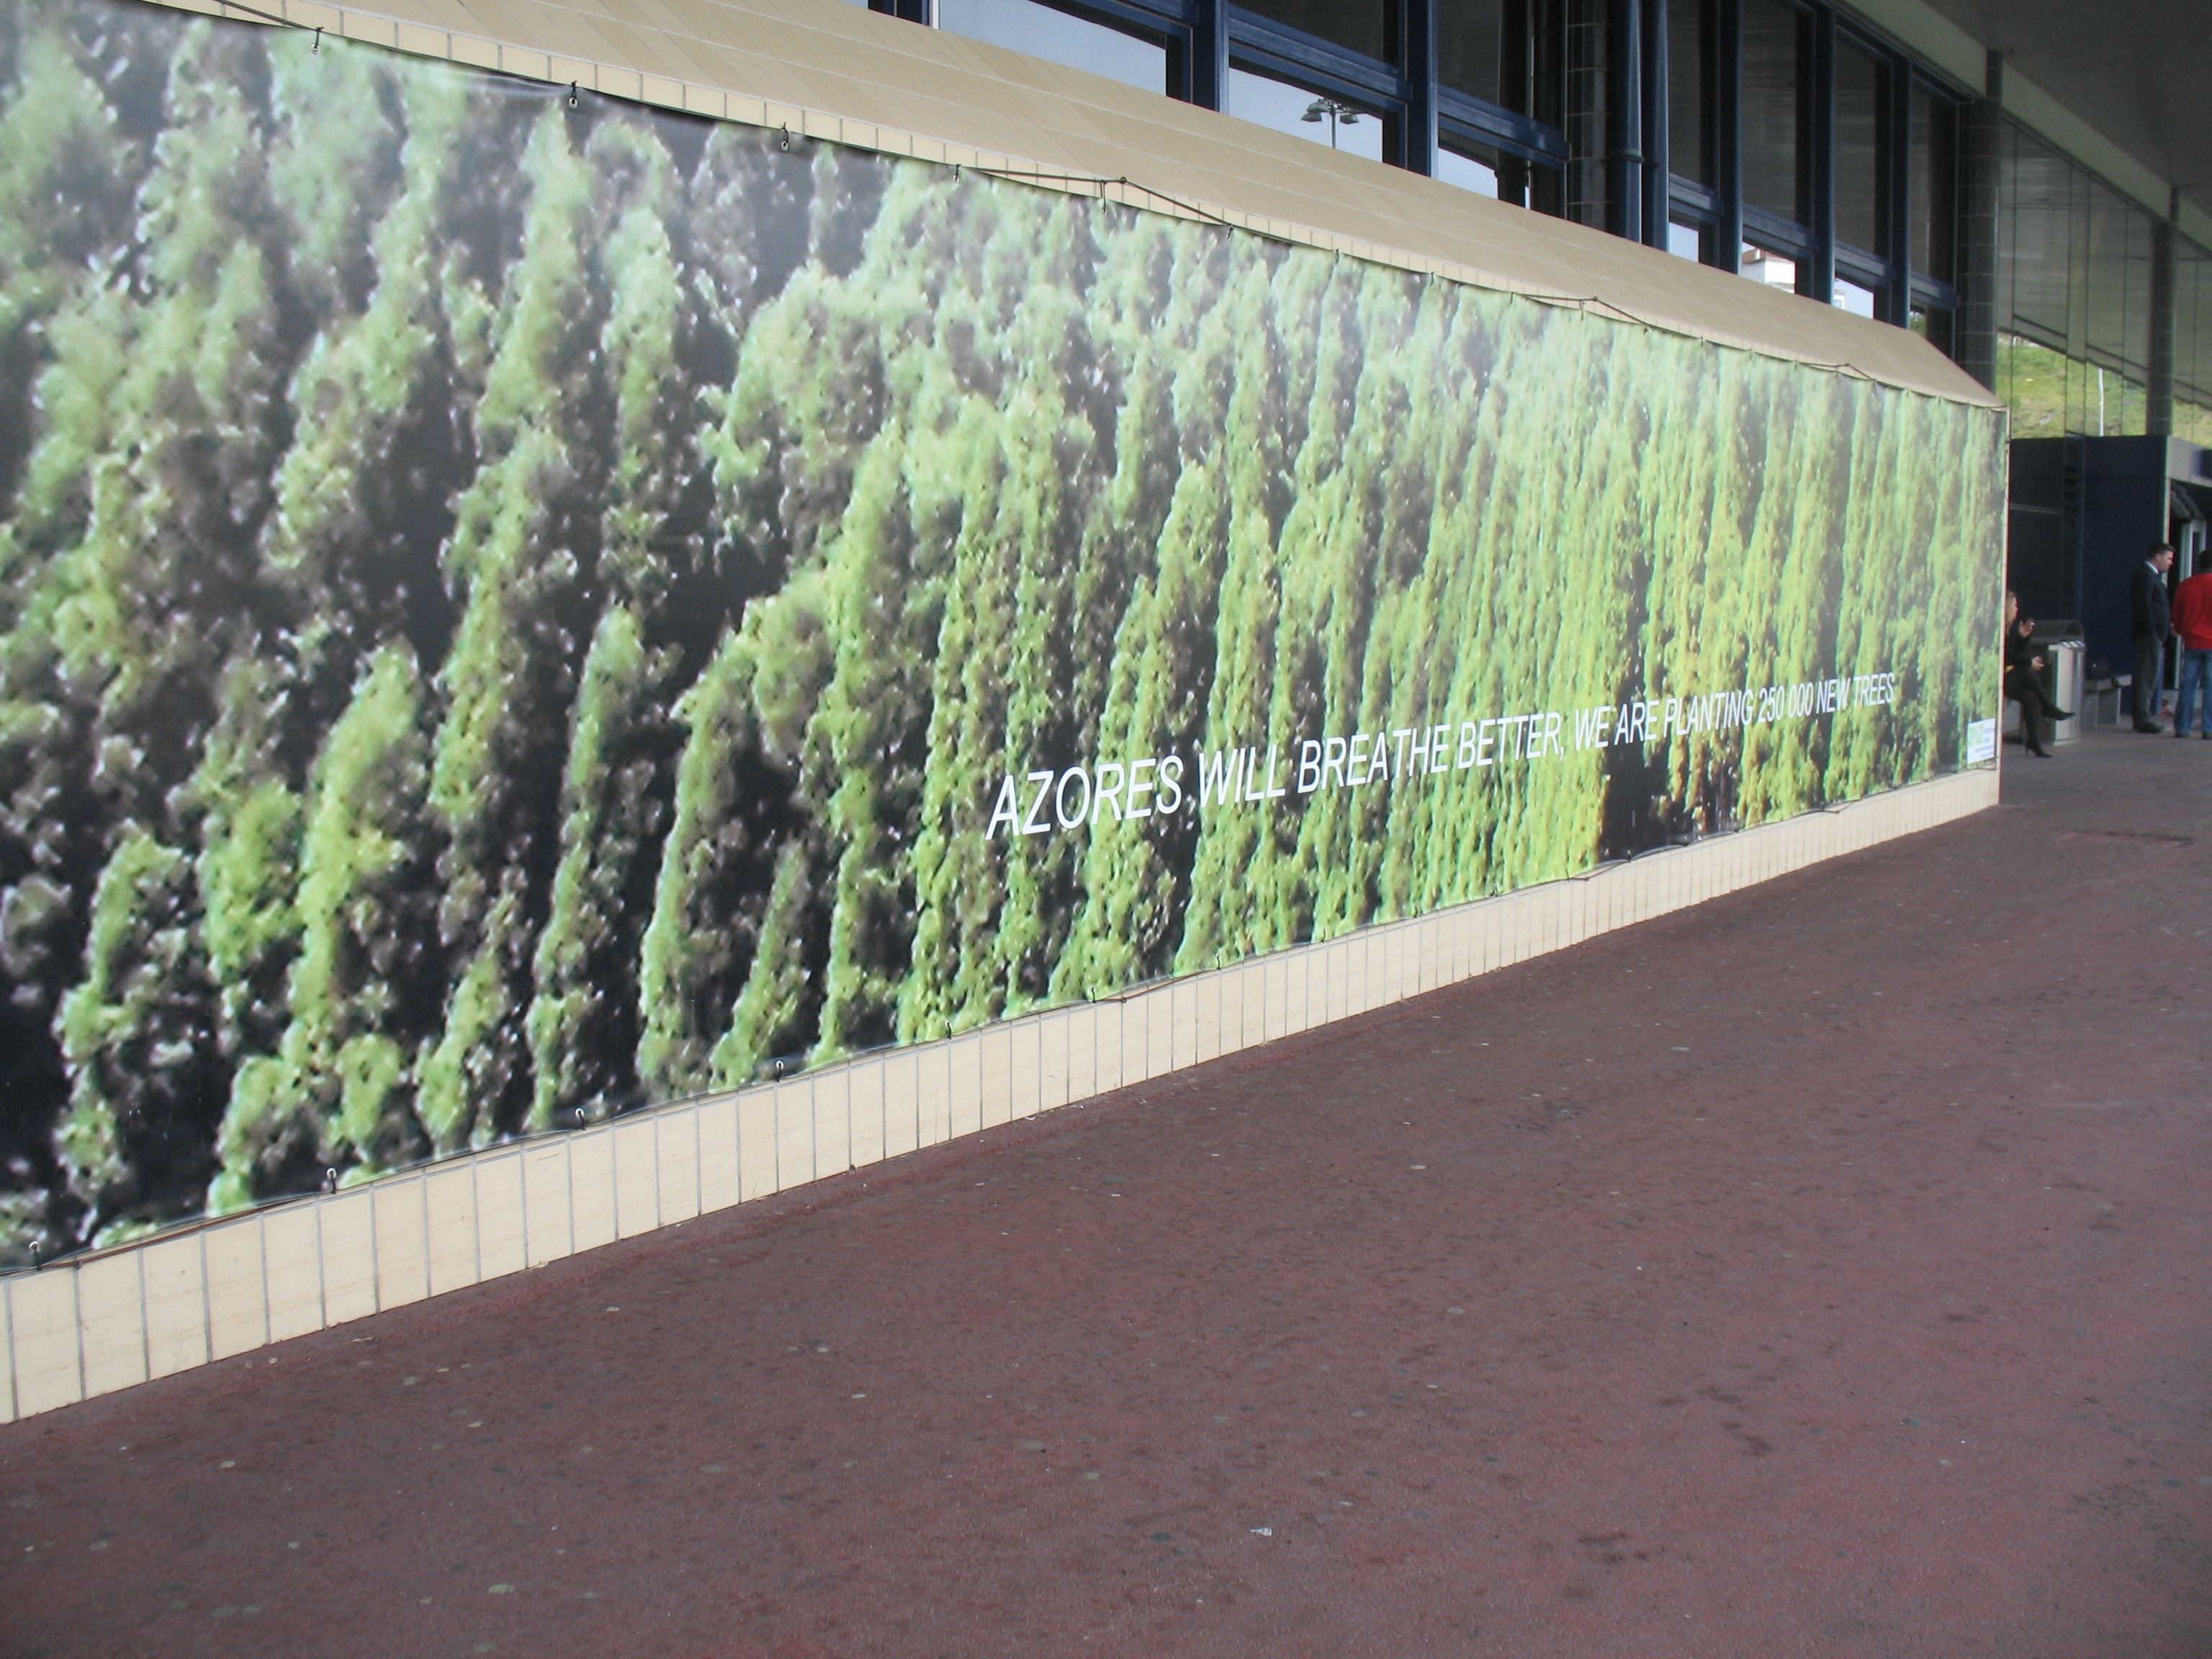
[2132,544,2176,732]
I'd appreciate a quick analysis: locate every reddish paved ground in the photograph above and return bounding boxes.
[6,729,2212,1659]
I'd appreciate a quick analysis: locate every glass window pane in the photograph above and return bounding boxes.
[1909,305,1953,356]
[1439,135,1563,212]
[2001,127,2075,350]
[1438,142,1501,197]
[2179,241,2212,413]
[2082,176,2153,377]
[1666,0,1708,185]
[1999,333,2068,436]
[1833,42,1884,256]
[1833,276,1877,317]
[1667,217,1708,261]
[938,0,1169,91]
[1436,0,1558,125]
[1996,125,2157,436]
[1226,67,1387,161]
[1740,0,1805,224]
[1437,0,1506,107]
[1236,0,1389,64]
[1740,242,1797,290]
[1910,84,1956,284]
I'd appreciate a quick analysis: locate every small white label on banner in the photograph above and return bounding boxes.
[1966,718,1997,763]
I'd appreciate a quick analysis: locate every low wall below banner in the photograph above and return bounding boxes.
[1,768,1995,1424]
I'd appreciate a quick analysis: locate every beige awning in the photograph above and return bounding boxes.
[181,0,1997,405]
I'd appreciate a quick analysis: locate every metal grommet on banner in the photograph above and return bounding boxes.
[567,81,579,109]
[312,24,321,52]
[778,125,791,152]
[575,1108,586,1130]
[323,1166,338,1195]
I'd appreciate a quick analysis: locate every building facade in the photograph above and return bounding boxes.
[896,0,2212,444]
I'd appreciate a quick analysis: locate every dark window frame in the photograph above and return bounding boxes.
[902,0,1991,349]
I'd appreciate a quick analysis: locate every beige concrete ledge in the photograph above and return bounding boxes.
[1,768,1998,1424]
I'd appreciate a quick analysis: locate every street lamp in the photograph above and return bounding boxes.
[1301,96,1363,150]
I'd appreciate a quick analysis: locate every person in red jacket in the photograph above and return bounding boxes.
[2172,556,2212,739]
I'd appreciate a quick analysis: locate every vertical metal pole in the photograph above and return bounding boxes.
[1807,5,1834,303]
[1192,0,1228,110]
[1715,0,1741,270]
[1642,0,1671,248]
[1609,0,1645,241]
[1885,59,1914,325]
[1403,0,1437,174]
[2149,186,2178,436]
[1953,49,2003,389]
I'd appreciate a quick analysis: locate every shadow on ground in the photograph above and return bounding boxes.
[6,732,2212,1659]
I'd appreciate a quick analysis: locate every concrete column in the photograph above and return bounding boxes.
[1952,49,2003,390]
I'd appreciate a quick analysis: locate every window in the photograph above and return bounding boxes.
[1439,135,1564,212]
[1909,306,1954,356]
[1439,143,1501,197]
[1910,84,1957,284]
[1665,0,1709,186]
[1661,0,1710,264]
[1833,276,1877,317]
[1740,243,1797,291]
[1437,0,1508,107]
[1234,0,1390,64]
[1833,41,1885,256]
[2180,241,2212,440]
[937,0,1170,92]
[1740,0,1807,225]
[1437,0,1558,126]
[1997,125,2157,437]
[1227,67,1386,161]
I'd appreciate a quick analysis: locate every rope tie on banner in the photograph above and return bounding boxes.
[1520,289,1887,381]
[971,166,1271,241]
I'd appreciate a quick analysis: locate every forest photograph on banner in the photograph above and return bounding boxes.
[0,0,2006,1258]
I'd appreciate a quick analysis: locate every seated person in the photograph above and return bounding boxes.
[2003,602,2072,758]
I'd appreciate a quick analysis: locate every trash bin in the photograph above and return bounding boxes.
[2024,621,2086,745]
[2044,639,2085,743]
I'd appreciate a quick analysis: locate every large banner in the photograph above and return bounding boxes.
[0,0,2005,1259]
